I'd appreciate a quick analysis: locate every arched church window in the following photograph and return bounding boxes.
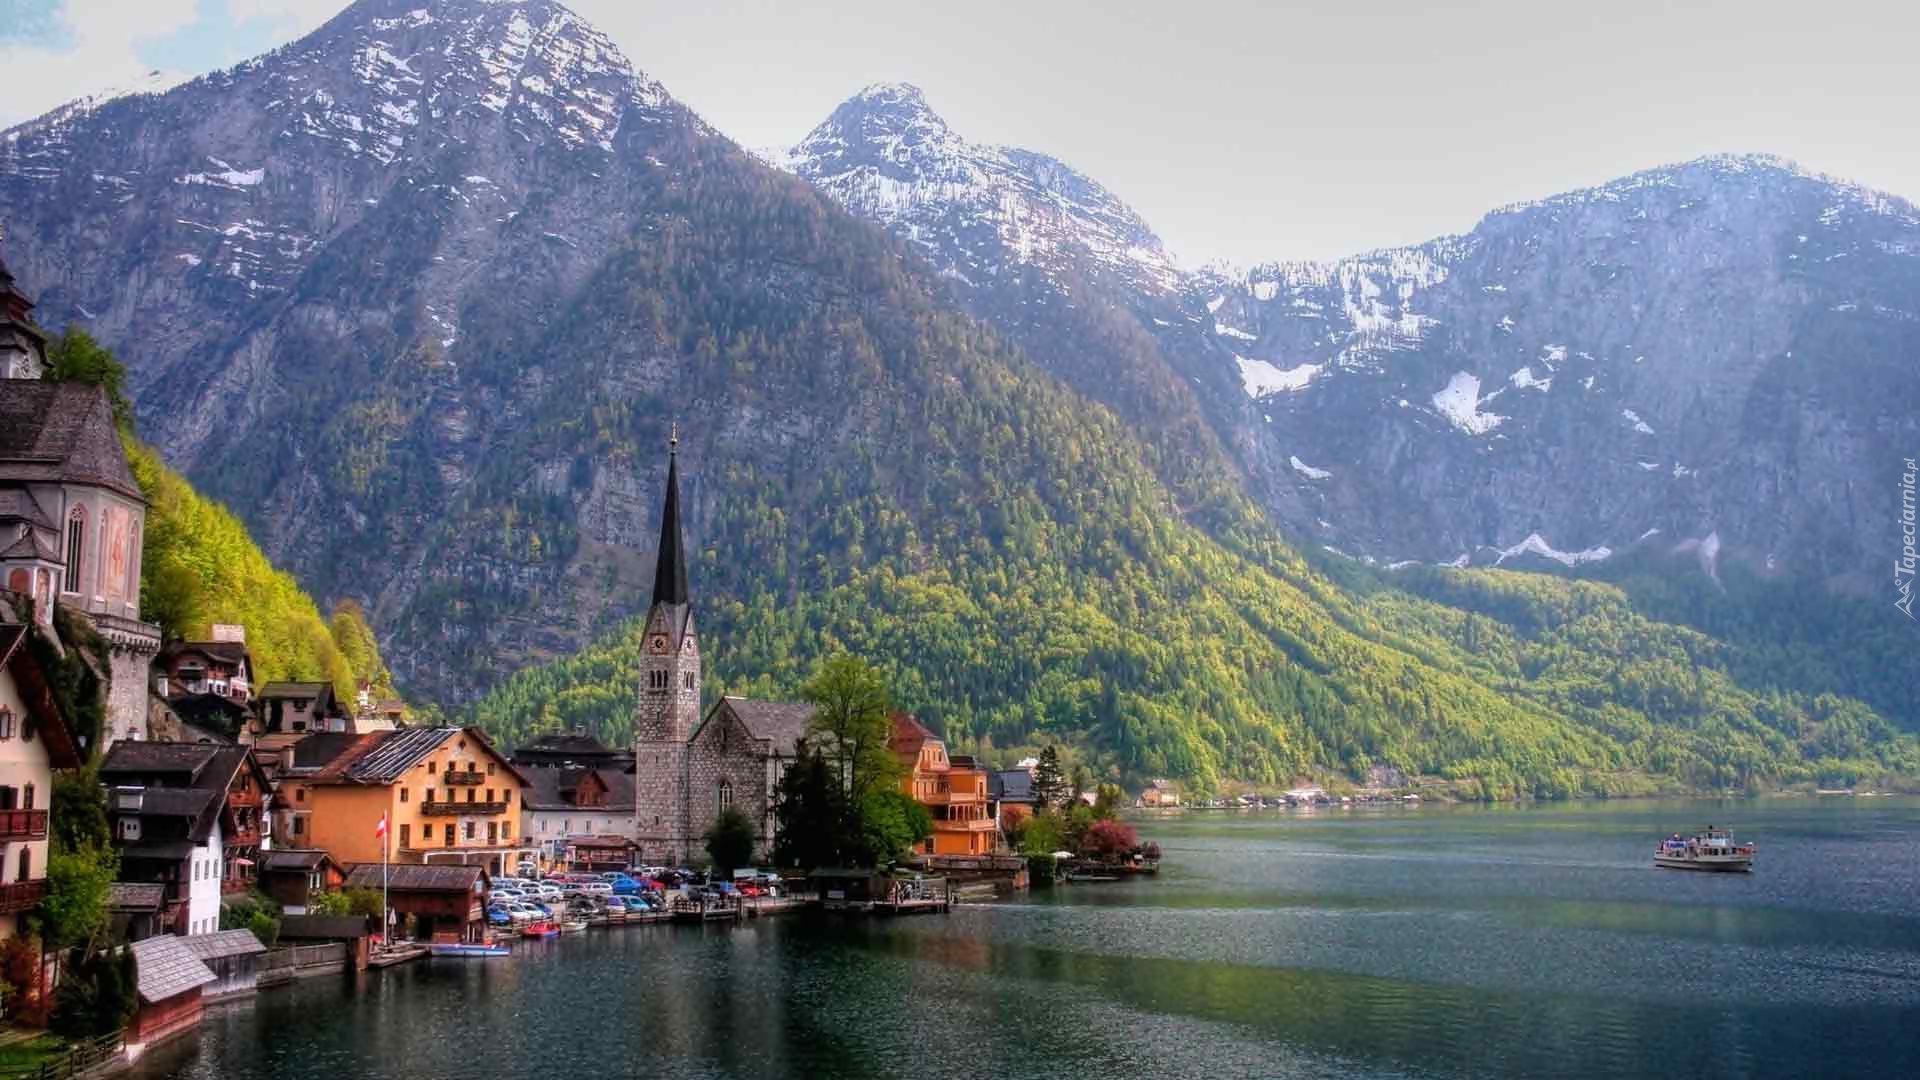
[64,507,85,593]
[717,779,732,812]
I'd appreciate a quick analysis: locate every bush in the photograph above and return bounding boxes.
[1080,819,1140,862]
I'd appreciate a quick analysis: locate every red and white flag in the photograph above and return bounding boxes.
[375,813,388,839]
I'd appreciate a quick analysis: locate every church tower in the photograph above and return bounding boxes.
[633,433,701,863]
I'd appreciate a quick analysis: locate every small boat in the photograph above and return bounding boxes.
[430,942,511,958]
[1654,827,1755,872]
[522,921,560,938]
[561,918,589,934]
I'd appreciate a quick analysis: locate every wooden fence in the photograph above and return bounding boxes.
[0,1030,124,1080]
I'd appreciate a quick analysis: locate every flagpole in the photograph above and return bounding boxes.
[381,812,390,945]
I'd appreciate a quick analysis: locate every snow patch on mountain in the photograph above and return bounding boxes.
[1432,372,1505,434]
[1493,534,1613,567]
[1289,456,1332,480]
[1235,357,1322,397]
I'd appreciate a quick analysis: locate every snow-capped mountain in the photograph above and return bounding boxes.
[769,83,1180,297]
[1199,154,1920,581]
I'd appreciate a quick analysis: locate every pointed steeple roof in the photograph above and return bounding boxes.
[651,431,689,606]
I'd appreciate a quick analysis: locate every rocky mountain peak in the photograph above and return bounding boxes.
[774,82,1178,294]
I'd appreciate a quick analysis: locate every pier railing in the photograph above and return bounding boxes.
[0,1030,125,1080]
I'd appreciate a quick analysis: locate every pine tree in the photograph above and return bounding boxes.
[1032,745,1067,812]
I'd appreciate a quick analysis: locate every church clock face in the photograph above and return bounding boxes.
[647,633,670,655]
[681,635,697,654]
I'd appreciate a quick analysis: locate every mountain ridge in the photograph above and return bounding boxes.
[1,0,1912,793]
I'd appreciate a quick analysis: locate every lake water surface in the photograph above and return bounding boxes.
[131,797,1920,1079]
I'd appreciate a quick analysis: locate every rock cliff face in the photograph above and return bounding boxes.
[774,88,1920,587]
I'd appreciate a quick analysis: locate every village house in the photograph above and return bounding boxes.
[292,726,530,874]
[256,681,348,735]
[988,768,1036,836]
[0,622,82,941]
[630,440,817,865]
[157,629,254,704]
[521,765,637,866]
[0,255,160,753]
[107,882,168,943]
[893,714,996,856]
[511,729,634,772]
[1138,779,1181,808]
[99,742,271,899]
[257,849,343,915]
[343,862,489,943]
[128,934,215,1053]
[106,784,222,935]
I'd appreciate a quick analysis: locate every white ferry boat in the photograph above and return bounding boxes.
[1654,827,1755,872]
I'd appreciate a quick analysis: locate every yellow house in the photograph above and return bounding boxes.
[0,623,82,940]
[286,727,529,875]
[891,714,995,857]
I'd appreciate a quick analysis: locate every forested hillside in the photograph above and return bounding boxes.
[126,438,393,700]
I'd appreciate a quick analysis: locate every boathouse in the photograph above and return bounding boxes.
[129,934,215,1051]
[343,862,489,943]
[258,848,343,914]
[183,929,267,1000]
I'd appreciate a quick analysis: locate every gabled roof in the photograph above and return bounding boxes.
[285,731,362,771]
[261,849,335,873]
[100,740,222,781]
[991,769,1035,802]
[890,712,941,765]
[0,382,143,500]
[183,929,266,961]
[120,786,219,835]
[322,727,454,782]
[161,640,250,667]
[0,488,56,532]
[343,863,486,893]
[522,765,630,812]
[718,698,815,757]
[131,934,215,1003]
[259,681,331,700]
[512,730,616,760]
[0,623,81,768]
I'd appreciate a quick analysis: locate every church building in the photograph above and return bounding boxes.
[0,248,160,753]
[632,437,813,866]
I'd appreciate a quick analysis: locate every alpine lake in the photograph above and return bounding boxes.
[128,796,1920,1079]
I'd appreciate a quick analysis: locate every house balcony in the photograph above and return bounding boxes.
[422,801,507,816]
[917,790,986,806]
[0,879,47,914]
[443,770,484,786]
[931,818,997,834]
[0,810,48,841]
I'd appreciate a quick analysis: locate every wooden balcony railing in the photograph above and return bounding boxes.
[0,878,47,914]
[932,817,997,833]
[443,770,484,786]
[422,801,507,816]
[0,809,48,841]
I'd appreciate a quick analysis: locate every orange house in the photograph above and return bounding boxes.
[290,727,529,874]
[891,714,995,856]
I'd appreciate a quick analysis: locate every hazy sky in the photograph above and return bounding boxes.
[3,0,1916,264]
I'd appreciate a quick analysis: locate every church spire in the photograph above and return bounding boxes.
[651,430,689,606]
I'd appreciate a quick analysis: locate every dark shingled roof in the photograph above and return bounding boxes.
[161,640,251,667]
[991,769,1035,803]
[343,863,486,893]
[0,381,143,500]
[523,765,632,811]
[721,698,815,757]
[651,446,689,606]
[514,730,614,758]
[131,934,215,1003]
[125,786,219,820]
[184,929,266,960]
[287,731,363,771]
[259,681,328,697]
[261,849,333,872]
[100,741,223,780]
[107,882,167,911]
